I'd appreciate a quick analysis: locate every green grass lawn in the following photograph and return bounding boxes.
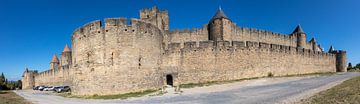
[301,75,360,104]
[0,90,32,104]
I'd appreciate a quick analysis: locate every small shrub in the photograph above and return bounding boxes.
[268,72,274,77]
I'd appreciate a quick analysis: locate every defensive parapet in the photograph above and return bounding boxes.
[165,40,335,61]
[233,27,298,47]
[168,26,209,46]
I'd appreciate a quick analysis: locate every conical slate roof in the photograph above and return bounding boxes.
[51,54,59,63]
[62,44,71,52]
[310,37,316,43]
[292,25,305,34]
[328,46,335,53]
[211,7,230,21]
[318,44,324,52]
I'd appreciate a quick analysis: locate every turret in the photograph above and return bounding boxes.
[208,7,232,41]
[292,25,306,48]
[140,6,169,31]
[335,50,347,72]
[309,37,318,51]
[328,46,347,72]
[50,54,59,70]
[318,44,324,52]
[60,44,72,68]
[328,45,335,53]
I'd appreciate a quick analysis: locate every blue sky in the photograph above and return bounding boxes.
[0,0,359,80]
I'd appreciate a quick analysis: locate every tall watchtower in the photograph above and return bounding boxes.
[329,46,347,72]
[336,50,347,72]
[208,7,233,41]
[60,44,72,69]
[292,25,307,48]
[50,54,59,70]
[140,6,169,31]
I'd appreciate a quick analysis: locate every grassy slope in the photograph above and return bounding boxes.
[301,75,360,104]
[0,90,32,104]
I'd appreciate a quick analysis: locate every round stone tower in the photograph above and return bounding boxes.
[336,50,347,72]
[208,7,232,41]
[292,25,306,48]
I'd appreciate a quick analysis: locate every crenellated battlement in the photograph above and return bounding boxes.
[235,27,291,37]
[165,40,335,59]
[171,26,208,34]
[72,17,163,41]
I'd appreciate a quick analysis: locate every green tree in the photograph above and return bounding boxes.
[0,72,5,89]
[0,72,4,85]
[347,63,353,70]
[17,80,22,89]
[355,63,360,69]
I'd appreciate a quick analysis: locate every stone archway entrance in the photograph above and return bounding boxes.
[166,74,173,86]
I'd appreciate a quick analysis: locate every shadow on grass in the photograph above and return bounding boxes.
[0,91,8,94]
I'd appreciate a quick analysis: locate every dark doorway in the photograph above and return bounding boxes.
[166,74,173,86]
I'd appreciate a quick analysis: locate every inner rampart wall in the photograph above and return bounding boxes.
[168,24,301,50]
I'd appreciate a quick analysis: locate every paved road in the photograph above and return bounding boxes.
[15,72,360,104]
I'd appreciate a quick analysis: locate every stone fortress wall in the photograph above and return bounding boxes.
[22,6,347,96]
[34,66,72,87]
[21,69,37,89]
[162,41,335,85]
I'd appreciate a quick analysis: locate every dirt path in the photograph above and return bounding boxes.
[15,72,360,104]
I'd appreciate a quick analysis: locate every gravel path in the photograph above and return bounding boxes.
[15,72,360,104]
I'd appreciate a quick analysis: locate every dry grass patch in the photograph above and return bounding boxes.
[301,75,360,104]
[0,90,32,104]
[59,89,159,100]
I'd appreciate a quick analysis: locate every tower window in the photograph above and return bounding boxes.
[138,56,142,69]
[110,52,114,65]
